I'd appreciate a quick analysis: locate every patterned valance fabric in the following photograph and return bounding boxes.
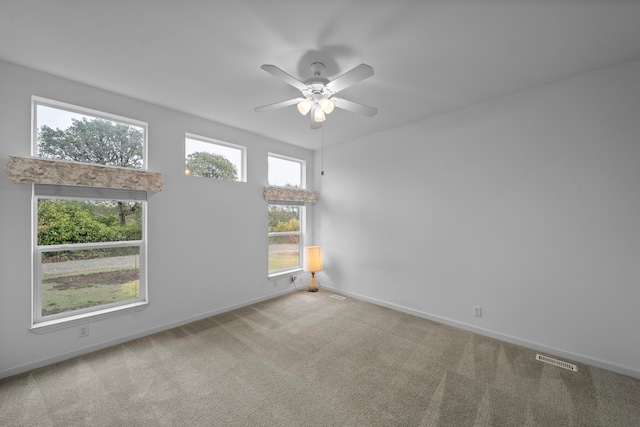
[263,186,317,203]
[5,156,163,192]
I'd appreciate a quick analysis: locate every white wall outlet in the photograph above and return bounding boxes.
[473,306,482,317]
[78,325,89,338]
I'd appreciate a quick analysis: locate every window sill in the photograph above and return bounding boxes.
[268,268,303,281]
[30,301,148,334]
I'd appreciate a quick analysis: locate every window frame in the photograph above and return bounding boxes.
[31,186,148,330]
[185,133,247,182]
[267,202,305,277]
[30,97,149,332]
[32,96,148,169]
[267,154,307,277]
[268,153,306,189]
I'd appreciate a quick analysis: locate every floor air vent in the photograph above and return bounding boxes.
[536,354,578,372]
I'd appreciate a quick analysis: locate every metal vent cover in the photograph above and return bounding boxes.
[536,354,578,372]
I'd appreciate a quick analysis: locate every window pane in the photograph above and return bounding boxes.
[268,204,301,273]
[268,234,300,272]
[268,155,302,188]
[35,102,144,169]
[38,199,142,246]
[268,205,300,232]
[41,247,140,317]
[185,136,244,181]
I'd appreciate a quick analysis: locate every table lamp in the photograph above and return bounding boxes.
[303,246,322,292]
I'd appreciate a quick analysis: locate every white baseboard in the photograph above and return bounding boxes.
[0,287,297,379]
[320,284,640,380]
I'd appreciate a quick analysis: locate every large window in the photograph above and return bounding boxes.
[267,154,306,275]
[31,98,148,328]
[34,186,147,325]
[185,134,246,182]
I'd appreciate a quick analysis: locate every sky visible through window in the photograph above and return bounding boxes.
[36,104,85,133]
[269,156,302,188]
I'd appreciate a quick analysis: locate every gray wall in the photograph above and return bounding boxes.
[2,57,639,380]
[0,60,314,377]
[314,59,640,378]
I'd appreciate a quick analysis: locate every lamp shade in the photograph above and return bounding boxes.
[303,246,323,272]
[318,97,334,114]
[312,105,326,122]
[297,99,313,115]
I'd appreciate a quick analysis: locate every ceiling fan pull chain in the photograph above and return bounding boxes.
[321,126,325,176]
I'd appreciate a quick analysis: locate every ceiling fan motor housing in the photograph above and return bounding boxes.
[310,62,325,76]
[303,62,332,97]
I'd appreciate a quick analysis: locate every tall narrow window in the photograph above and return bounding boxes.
[267,154,306,275]
[268,204,302,274]
[185,134,246,182]
[32,98,148,328]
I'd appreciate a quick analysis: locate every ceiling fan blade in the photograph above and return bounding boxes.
[326,63,374,94]
[260,64,308,91]
[255,98,304,112]
[331,98,378,117]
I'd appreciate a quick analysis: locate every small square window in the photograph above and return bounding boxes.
[185,134,246,182]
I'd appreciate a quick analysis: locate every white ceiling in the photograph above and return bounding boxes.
[2,0,640,150]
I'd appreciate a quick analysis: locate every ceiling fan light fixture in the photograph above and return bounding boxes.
[319,97,334,114]
[313,105,326,122]
[256,62,376,128]
[297,99,313,115]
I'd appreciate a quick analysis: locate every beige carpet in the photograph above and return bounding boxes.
[1,289,639,426]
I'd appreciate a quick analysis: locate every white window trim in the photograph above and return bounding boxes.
[267,154,307,277]
[185,133,247,182]
[30,302,149,333]
[33,241,146,323]
[31,187,148,332]
[267,203,305,278]
[29,98,150,332]
[268,152,306,189]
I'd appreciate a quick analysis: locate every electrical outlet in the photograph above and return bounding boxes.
[290,275,297,284]
[473,306,482,318]
[78,325,89,338]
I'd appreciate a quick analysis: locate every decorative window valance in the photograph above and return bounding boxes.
[5,156,163,192]
[263,186,317,204]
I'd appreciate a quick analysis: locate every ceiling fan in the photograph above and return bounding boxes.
[255,62,377,129]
